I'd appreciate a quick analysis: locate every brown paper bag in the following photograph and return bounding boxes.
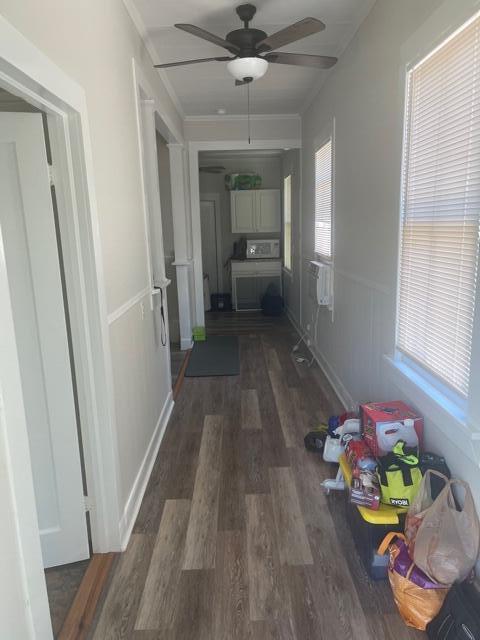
[405,469,449,556]
[412,478,480,585]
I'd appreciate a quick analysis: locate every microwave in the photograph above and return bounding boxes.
[246,239,280,259]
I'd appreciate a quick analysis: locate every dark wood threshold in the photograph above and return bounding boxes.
[173,348,191,400]
[58,552,115,640]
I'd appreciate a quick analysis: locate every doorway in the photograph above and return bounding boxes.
[0,93,90,634]
[200,194,223,312]
[197,149,286,333]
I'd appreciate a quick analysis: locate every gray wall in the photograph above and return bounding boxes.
[298,0,480,518]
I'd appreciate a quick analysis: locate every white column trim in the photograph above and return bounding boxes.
[169,144,193,344]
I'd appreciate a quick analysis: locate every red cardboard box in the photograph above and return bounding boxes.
[360,401,423,457]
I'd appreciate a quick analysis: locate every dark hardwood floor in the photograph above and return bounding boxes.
[45,559,90,637]
[90,312,424,639]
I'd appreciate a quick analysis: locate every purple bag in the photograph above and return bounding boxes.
[393,538,445,590]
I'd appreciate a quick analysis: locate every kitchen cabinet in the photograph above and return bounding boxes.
[230,189,280,233]
[231,259,282,310]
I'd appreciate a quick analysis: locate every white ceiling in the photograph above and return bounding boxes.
[132,0,376,116]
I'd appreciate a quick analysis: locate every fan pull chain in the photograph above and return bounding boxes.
[247,82,251,144]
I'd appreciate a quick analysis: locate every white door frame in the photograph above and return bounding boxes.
[131,60,193,351]
[188,138,302,325]
[131,58,184,395]
[200,193,223,293]
[0,15,122,636]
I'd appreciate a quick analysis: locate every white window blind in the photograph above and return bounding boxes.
[314,139,333,259]
[397,14,480,397]
[284,174,292,270]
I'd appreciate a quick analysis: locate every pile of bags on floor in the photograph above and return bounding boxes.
[380,468,480,633]
[322,401,431,511]
[306,401,480,634]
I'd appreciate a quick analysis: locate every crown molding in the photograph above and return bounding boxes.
[184,113,301,123]
[122,0,185,119]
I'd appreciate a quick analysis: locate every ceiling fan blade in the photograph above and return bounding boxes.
[154,56,232,69]
[257,18,325,52]
[175,24,240,54]
[199,166,226,173]
[264,52,337,69]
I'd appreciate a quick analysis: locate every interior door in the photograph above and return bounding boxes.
[256,190,281,232]
[200,200,219,293]
[0,112,90,568]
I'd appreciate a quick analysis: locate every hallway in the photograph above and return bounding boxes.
[91,318,422,639]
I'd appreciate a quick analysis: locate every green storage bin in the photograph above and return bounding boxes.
[192,326,206,342]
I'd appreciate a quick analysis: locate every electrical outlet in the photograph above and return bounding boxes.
[306,323,311,332]
[306,338,311,346]
[140,302,145,319]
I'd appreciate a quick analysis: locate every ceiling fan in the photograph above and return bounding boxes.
[154,3,337,85]
[199,165,226,173]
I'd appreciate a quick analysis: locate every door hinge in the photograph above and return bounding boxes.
[48,164,55,187]
[84,495,94,512]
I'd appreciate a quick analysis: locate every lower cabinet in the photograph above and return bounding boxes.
[231,261,282,310]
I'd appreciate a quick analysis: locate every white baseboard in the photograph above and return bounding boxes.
[118,390,174,549]
[307,341,356,411]
[285,307,302,334]
[286,310,356,411]
[180,337,193,350]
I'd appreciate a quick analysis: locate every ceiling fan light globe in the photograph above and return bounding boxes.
[227,57,268,81]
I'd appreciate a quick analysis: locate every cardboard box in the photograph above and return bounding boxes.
[360,401,423,457]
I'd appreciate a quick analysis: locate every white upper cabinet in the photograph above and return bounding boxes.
[230,190,256,232]
[255,189,281,232]
[231,189,280,233]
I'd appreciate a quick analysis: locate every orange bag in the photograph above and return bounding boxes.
[378,532,449,630]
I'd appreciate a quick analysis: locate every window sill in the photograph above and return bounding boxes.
[314,255,332,266]
[384,355,480,464]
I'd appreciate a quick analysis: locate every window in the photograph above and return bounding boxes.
[283,174,292,271]
[314,139,333,260]
[397,14,480,399]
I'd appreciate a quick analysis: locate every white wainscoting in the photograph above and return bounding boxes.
[108,285,173,548]
[299,265,394,410]
[118,390,174,549]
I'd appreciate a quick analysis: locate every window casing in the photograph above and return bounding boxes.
[314,139,333,260]
[283,174,292,271]
[396,13,480,401]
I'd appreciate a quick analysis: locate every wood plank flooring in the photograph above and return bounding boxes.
[91,313,424,639]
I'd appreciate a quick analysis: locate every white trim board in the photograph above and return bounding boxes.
[119,391,174,549]
[185,113,301,123]
[131,57,183,146]
[191,139,302,152]
[108,287,151,325]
